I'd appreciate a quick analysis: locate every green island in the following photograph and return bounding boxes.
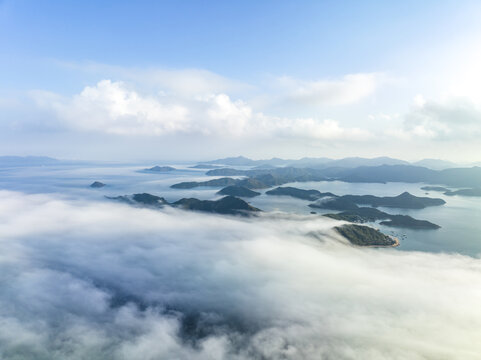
[107,193,260,216]
[444,188,481,197]
[267,187,445,209]
[335,224,399,247]
[144,165,176,172]
[266,186,335,201]
[324,207,440,229]
[217,185,261,198]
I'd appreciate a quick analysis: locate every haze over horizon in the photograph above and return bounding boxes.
[2,0,481,161]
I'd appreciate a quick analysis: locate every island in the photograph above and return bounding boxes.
[106,193,168,207]
[144,165,176,172]
[189,164,223,169]
[170,175,275,189]
[340,192,446,209]
[444,188,481,197]
[171,177,238,189]
[266,186,335,201]
[266,187,445,209]
[335,224,399,247]
[309,197,360,211]
[324,207,440,229]
[205,166,326,183]
[107,193,260,216]
[171,168,327,190]
[217,185,260,198]
[420,186,450,192]
[90,181,106,188]
[173,196,260,215]
[200,159,481,188]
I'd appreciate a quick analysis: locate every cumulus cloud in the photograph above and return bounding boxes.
[31,80,371,141]
[276,73,383,106]
[386,96,481,141]
[57,62,250,96]
[1,190,481,359]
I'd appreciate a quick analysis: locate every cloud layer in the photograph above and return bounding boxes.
[277,73,383,106]
[386,97,481,141]
[1,190,481,359]
[31,79,371,141]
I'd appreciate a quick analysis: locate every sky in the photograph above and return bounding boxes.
[1,0,481,162]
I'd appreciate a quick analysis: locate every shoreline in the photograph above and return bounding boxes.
[362,236,400,248]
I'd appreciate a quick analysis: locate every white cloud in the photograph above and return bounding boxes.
[1,190,481,358]
[31,80,371,141]
[32,80,190,135]
[388,96,481,140]
[56,62,250,96]
[277,73,383,106]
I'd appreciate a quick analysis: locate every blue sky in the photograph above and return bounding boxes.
[1,0,481,161]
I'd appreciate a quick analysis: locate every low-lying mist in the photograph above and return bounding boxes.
[1,190,480,359]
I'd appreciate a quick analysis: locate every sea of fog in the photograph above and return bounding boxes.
[1,162,481,359]
[1,162,479,256]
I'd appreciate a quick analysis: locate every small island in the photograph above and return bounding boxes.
[266,186,335,201]
[189,164,223,169]
[171,177,238,189]
[107,193,168,207]
[340,192,446,209]
[217,185,260,198]
[144,165,176,172]
[90,181,106,188]
[421,186,450,192]
[444,188,481,197]
[324,207,440,230]
[335,224,399,247]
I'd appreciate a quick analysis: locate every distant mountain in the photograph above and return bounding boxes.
[327,164,481,188]
[189,164,224,169]
[325,157,409,168]
[0,156,59,167]
[191,162,481,189]
[207,156,258,166]
[252,164,277,169]
[412,159,458,170]
[205,156,410,169]
[289,157,333,167]
[335,165,437,184]
[204,155,472,171]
